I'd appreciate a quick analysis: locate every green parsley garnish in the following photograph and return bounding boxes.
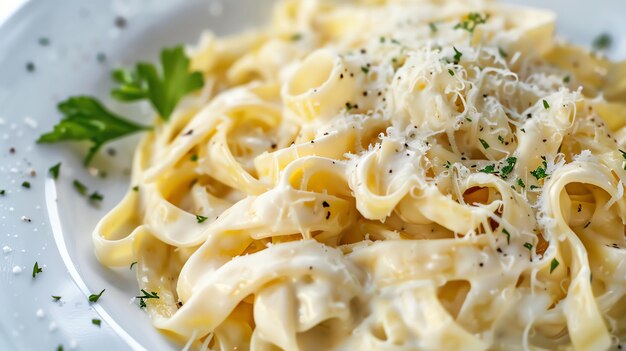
[529,185,539,190]
[88,289,105,303]
[550,258,559,273]
[500,157,517,179]
[498,135,504,144]
[37,96,150,165]
[478,164,496,174]
[530,156,548,180]
[290,33,302,41]
[57,345,64,351]
[89,191,104,203]
[444,160,452,169]
[190,154,198,162]
[73,180,88,196]
[502,228,511,245]
[136,289,159,308]
[32,262,42,278]
[92,319,102,327]
[517,178,526,189]
[448,69,455,76]
[361,66,370,74]
[130,261,137,270]
[543,99,550,109]
[196,214,208,223]
[21,181,31,189]
[111,46,204,120]
[452,46,462,64]
[0,190,5,196]
[592,33,612,51]
[52,296,62,301]
[429,22,437,33]
[479,138,489,149]
[619,149,626,170]
[49,162,61,179]
[498,47,508,58]
[523,242,533,251]
[132,185,139,192]
[563,75,571,84]
[455,12,489,34]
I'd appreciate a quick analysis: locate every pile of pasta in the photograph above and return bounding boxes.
[94,0,626,349]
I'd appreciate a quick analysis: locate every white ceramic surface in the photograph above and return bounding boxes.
[0,1,624,350]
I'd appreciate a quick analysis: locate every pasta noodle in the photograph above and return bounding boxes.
[93,0,626,349]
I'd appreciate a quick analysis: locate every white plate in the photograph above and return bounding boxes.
[0,0,624,350]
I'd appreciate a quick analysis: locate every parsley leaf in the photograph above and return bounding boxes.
[37,96,150,165]
[49,162,61,179]
[429,22,437,33]
[92,319,101,327]
[52,295,62,301]
[517,178,526,189]
[130,261,137,270]
[32,262,42,278]
[500,157,517,179]
[111,46,204,120]
[550,258,559,273]
[523,242,533,251]
[88,289,105,303]
[455,12,489,34]
[196,214,208,223]
[361,66,370,74]
[620,149,626,170]
[543,99,550,109]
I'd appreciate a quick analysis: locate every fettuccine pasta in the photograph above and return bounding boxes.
[93,0,626,350]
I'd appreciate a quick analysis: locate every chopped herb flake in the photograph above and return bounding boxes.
[52,295,61,301]
[455,12,489,34]
[517,178,526,189]
[429,22,437,33]
[21,181,31,189]
[498,135,504,143]
[479,138,490,149]
[92,319,102,327]
[49,162,61,179]
[550,258,559,273]
[130,261,137,270]
[73,180,88,195]
[478,164,496,174]
[543,99,550,109]
[500,157,517,179]
[32,262,42,278]
[498,47,508,58]
[563,75,571,84]
[89,191,104,203]
[502,228,510,245]
[290,33,302,41]
[452,46,462,64]
[196,214,208,223]
[592,33,612,51]
[523,242,533,251]
[88,289,105,303]
[361,66,370,74]
[448,69,455,76]
[190,154,198,162]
